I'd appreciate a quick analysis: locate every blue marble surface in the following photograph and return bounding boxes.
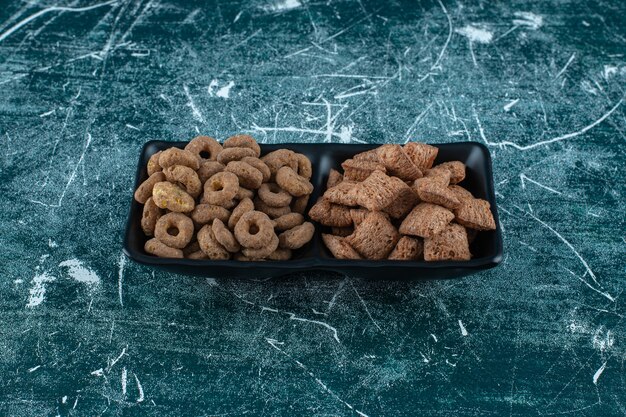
[1,0,624,415]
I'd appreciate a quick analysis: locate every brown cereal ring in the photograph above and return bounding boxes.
[203,172,239,206]
[154,212,194,249]
[254,196,292,219]
[291,194,309,214]
[235,187,254,201]
[294,153,312,180]
[241,157,271,183]
[327,169,343,188]
[273,212,304,231]
[163,165,202,198]
[234,210,275,249]
[217,147,257,165]
[197,160,224,184]
[276,166,314,197]
[258,183,292,208]
[267,247,292,260]
[141,197,163,236]
[185,136,222,161]
[152,181,195,212]
[233,252,265,262]
[278,222,314,250]
[242,233,279,258]
[134,172,166,204]
[191,203,231,225]
[159,147,200,170]
[225,161,263,189]
[229,198,254,229]
[212,218,240,253]
[197,224,231,260]
[145,238,183,258]
[223,134,261,157]
[221,199,238,210]
[261,149,298,179]
[147,151,163,176]
[187,250,209,260]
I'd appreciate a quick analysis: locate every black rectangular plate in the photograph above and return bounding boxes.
[123,141,503,279]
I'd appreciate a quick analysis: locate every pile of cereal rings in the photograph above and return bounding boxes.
[134,135,315,260]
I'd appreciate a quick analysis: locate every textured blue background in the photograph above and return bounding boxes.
[0,0,624,415]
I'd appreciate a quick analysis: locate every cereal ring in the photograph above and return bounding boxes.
[221,199,238,210]
[261,149,297,179]
[241,157,271,183]
[144,238,183,258]
[273,212,304,231]
[225,161,263,189]
[191,204,231,225]
[147,151,163,176]
[294,153,312,180]
[217,147,256,165]
[154,212,194,249]
[203,172,239,206]
[291,194,309,214]
[223,134,261,157]
[254,196,292,219]
[258,183,292,207]
[163,165,202,198]
[278,222,315,250]
[235,187,254,201]
[267,247,292,260]
[134,172,166,204]
[141,197,163,236]
[182,240,201,256]
[276,166,313,197]
[197,224,230,260]
[212,219,240,253]
[229,197,254,229]
[152,181,195,212]
[234,210,275,249]
[197,160,224,184]
[187,250,208,260]
[184,136,222,161]
[159,147,200,170]
[242,233,279,258]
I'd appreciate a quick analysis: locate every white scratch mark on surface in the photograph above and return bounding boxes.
[91,368,104,377]
[125,124,140,131]
[520,173,563,195]
[206,278,218,286]
[262,0,301,13]
[216,81,235,98]
[62,396,67,404]
[0,0,118,43]
[118,253,126,307]
[183,85,205,123]
[121,367,127,396]
[458,320,469,336]
[26,272,56,307]
[513,12,543,30]
[266,339,369,417]
[430,0,452,71]
[592,361,607,385]
[555,53,576,79]
[29,132,92,208]
[404,104,433,143]
[59,259,100,287]
[504,99,519,112]
[603,65,618,80]
[28,365,41,372]
[525,212,604,288]
[455,25,493,44]
[133,373,145,402]
[107,346,127,372]
[351,282,382,331]
[39,109,55,117]
[474,98,623,150]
